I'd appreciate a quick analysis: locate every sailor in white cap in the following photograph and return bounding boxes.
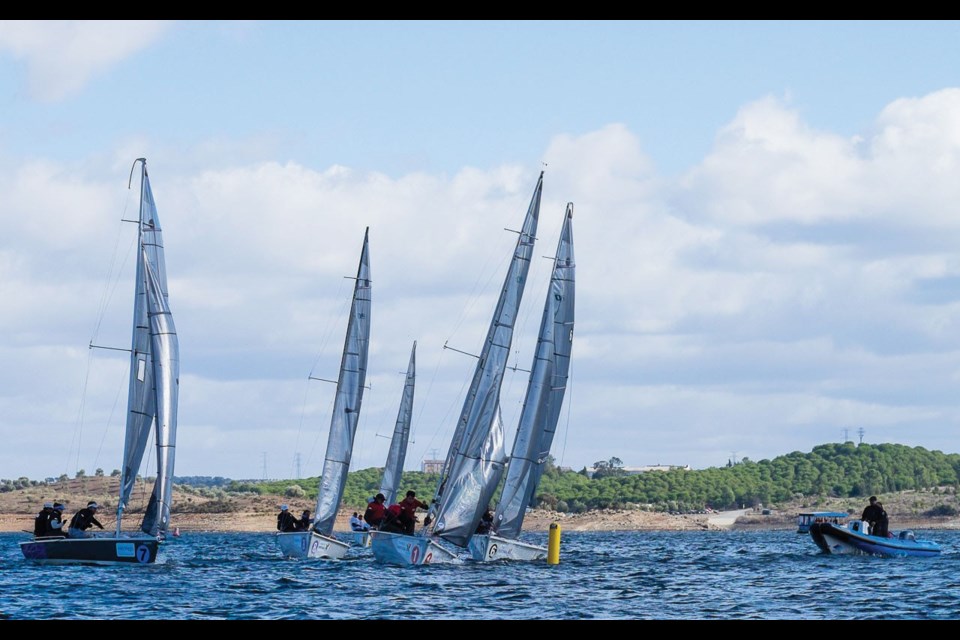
[277,504,298,532]
[33,502,56,537]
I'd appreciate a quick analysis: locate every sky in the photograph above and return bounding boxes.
[4,20,960,482]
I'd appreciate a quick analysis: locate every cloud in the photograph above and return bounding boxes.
[0,21,172,101]
[7,89,960,481]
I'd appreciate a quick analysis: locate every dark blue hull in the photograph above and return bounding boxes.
[810,521,940,558]
[20,536,160,565]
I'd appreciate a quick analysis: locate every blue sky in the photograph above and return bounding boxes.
[4,20,960,482]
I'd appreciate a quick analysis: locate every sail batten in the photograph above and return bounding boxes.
[430,172,543,548]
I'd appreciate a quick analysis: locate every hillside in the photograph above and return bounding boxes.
[3,475,960,534]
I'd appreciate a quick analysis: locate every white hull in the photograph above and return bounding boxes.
[370,530,462,565]
[468,534,547,562]
[276,531,350,560]
[816,531,862,555]
[350,531,371,548]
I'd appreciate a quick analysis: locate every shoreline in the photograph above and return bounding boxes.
[5,477,959,535]
[5,508,957,536]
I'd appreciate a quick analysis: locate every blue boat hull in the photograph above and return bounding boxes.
[810,521,940,558]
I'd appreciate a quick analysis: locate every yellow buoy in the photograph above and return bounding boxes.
[547,522,561,565]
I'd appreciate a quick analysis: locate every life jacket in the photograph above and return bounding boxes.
[34,509,52,536]
[364,501,387,525]
[70,508,95,531]
[399,497,426,520]
[276,511,297,532]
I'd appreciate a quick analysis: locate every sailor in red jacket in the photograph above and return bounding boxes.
[398,490,429,535]
[363,493,387,528]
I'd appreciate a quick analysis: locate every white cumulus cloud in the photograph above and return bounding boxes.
[0,20,172,101]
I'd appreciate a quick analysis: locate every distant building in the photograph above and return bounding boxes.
[421,459,443,474]
[584,464,690,479]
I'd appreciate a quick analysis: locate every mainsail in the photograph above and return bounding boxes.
[117,158,178,537]
[493,203,575,539]
[313,228,372,536]
[430,171,543,548]
[379,341,417,505]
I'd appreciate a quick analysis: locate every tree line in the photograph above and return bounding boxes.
[221,442,960,513]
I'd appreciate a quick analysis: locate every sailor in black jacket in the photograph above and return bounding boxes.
[68,501,105,538]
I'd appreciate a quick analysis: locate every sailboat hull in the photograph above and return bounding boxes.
[276,530,350,560]
[468,534,547,562]
[370,531,462,565]
[349,531,371,548]
[19,536,160,565]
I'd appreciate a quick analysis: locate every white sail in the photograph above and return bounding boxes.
[312,228,372,536]
[493,203,575,539]
[379,341,416,505]
[429,171,542,549]
[119,159,168,527]
[139,248,180,537]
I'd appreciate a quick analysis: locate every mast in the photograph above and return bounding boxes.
[118,158,170,536]
[493,203,575,538]
[313,228,372,536]
[428,171,543,548]
[379,341,417,505]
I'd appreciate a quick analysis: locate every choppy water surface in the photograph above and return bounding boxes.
[2,530,958,619]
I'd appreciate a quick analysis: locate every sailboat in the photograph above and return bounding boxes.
[351,340,417,549]
[277,228,371,560]
[469,202,575,562]
[370,171,542,566]
[20,158,180,565]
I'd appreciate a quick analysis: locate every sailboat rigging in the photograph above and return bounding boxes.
[20,158,180,565]
[371,171,543,565]
[276,228,371,560]
[469,202,575,562]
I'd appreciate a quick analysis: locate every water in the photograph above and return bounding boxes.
[1,529,958,619]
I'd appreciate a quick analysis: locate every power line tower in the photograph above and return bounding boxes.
[858,428,865,445]
[295,452,302,479]
[261,452,267,480]
[843,428,849,442]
